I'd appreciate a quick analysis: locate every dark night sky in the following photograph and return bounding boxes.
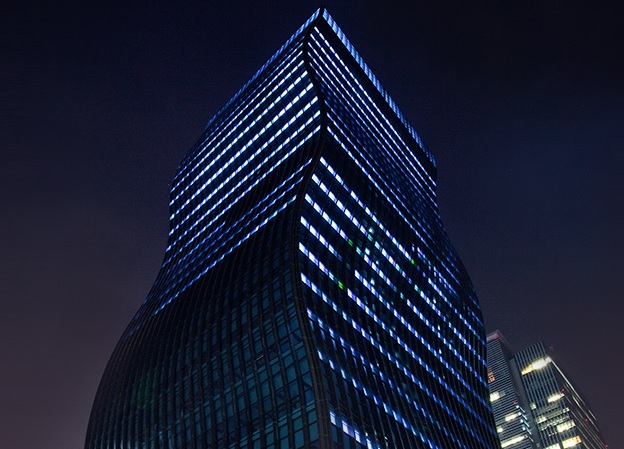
[3,1,622,448]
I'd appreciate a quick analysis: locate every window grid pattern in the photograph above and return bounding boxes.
[311,158,485,371]
[306,25,483,321]
[515,343,607,449]
[486,332,538,449]
[88,220,320,449]
[319,11,433,164]
[308,309,465,448]
[298,153,496,448]
[128,38,322,326]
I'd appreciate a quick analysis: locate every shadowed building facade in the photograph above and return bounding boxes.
[85,9,498,449]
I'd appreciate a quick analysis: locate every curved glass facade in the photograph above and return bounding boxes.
[86,9,498,449]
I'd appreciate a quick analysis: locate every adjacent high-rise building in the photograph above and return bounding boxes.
[487,331,538,449]
[486,331,608,449]
[86,9,499,449]
[516,342,607,449]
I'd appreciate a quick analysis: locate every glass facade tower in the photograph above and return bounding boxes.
[486,331,538,449]
[86,9,498,449]
[515,342,607,449]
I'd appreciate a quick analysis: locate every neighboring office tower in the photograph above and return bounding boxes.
[486,331,538,449]
[86,9,498,449]
[515,342,607,449]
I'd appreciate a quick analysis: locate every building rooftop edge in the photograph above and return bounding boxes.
[203,8,436,169]
[319,10,435,168]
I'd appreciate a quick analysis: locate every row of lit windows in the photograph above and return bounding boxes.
[170,73,312,220]
[543,436,583,448]
[500,434,528,448]
[172,40,307,195]
[351,268,485,396]
[168,96,318,244]
[307,307,490,449]
[156,152,311,307]
[309,75,436,262]
[164,111,319,262]
[308,38,437,234]
[521,356,552,375]
[191,7,322,154]
[316,310,478,448]
[153,185,300,316]
[301,272,492,440]
[307,164,485,374]
[322,126,483,347]
[309,310,449,448]
[310,29,436,202]
[300,216,342,261]
[329,410,383,449]
[316,158,482,365]
[320,11,433,163]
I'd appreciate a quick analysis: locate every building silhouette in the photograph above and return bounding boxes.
[487,331,607,449]
[86,9,498,449]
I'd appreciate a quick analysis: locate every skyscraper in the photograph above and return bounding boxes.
[86,9,498,449]
[516,342,607,449]
[486,331,538,449]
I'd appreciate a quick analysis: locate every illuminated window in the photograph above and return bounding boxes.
[548,393,564,403]
[557,420,575,432]
[505,412,519,422]
[562,436,582,448]
[500,435,526,448]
